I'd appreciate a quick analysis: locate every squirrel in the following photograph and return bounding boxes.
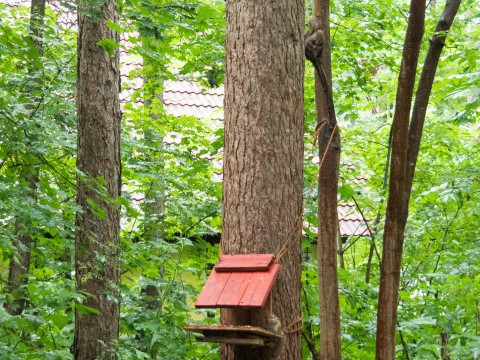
[265,313,285,358]
[265,313,283,334]
[305,18,324,64]
[305,16,338,146]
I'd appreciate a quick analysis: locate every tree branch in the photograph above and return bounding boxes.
[405,0,462,200]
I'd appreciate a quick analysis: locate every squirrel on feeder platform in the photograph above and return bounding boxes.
[265,313,283,334]
[265,313,284,358]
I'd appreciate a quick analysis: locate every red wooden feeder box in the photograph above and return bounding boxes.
[183,254,283,346]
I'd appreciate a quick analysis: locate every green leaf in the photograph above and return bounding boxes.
[339,183,355,200]
[97,38,118,56]
[50,313,69,330]
[107,20,122,33]
[74,302,101,315]
[86,197,107,219]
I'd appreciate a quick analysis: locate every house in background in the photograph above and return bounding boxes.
[160,80,369,244]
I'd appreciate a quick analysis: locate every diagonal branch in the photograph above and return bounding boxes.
[405,0,462,202]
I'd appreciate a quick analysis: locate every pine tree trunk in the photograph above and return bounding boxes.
[73,0,121,357]
[220,0,305,358]
[6,0,45,316]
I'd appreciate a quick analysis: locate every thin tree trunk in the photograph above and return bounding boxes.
[302,287,320,360]
[142,59,165,311]
[6,0,45,316]
[220,0,305,358]
[311,0,342,358]
[376,1,461,358]
[336,221,345,269]
[365,124,392,284]
[440,333,450,360]
[376,0,426,358]
[73,0,121,357]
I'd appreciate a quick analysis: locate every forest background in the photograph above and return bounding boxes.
[0,0,479,358]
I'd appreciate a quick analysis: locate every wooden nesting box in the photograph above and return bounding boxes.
[183,254,282,346]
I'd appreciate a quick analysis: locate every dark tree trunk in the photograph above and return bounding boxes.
[311,0,342,358]
[375,1,425,358]
[6,0,45,316]
[376,0,461,358]
[73,0,121,358]
[440,333,450,360]
[220,0,305,359]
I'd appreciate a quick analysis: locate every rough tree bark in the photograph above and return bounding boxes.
[6,0,45,316]
[73,0,122,358]
[220,0,305,359]
[376,0,461,358]
[311,0,342,358]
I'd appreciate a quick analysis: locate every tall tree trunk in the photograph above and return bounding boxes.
[73,0,121,358]
[375,1,426,358]
[6,0,45,316]
[220,0,305,359]
[376,1,461,358]
[311,0,342,358]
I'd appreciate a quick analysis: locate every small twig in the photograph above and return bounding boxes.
[302,330,320,360]
[318,123,338,174]
[352,196,381,261]
[183,210,217,236]
[398,324,411,360]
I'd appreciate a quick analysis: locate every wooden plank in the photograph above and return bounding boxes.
[195,270,231,308]
[183,324,284,339]
[216,272,253,307]
[215,254,275,272]
[239,264,280,307]
[196,336,265,346]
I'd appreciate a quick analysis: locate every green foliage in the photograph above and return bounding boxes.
[0,0,478,358]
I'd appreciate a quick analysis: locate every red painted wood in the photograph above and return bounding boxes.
[216,272,254,307]
[215,254,275,272]
[195,255,280,308]
[239,264,280,308]
[195,270,231,308]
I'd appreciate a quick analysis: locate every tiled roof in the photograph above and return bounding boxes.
[337,202,369,237]
[164,80,224,120]
[159,81,369,237]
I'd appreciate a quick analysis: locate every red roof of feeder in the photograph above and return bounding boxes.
[195,254,280,309]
